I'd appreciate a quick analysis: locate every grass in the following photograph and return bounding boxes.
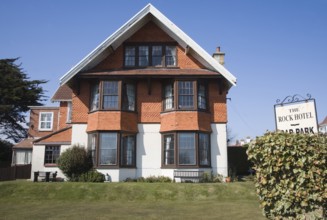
[0,180,265,220]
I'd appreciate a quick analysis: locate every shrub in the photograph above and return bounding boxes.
[57,145,93,181]
[123,176,172,183]
[78,170,105,182]
[247,132,326,219]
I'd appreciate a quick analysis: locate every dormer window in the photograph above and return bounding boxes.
[39,112,53,131]
[124,44,177,67]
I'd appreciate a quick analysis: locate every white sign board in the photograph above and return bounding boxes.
[274,100,318,134]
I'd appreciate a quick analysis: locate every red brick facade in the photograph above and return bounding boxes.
[67,21,228,133]
[28,107,59,138]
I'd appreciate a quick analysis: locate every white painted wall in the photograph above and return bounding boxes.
[31,144,71,180]
[71,124,88,148]
[211,123,228,177]
[136,124,162,178]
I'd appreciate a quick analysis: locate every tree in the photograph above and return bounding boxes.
[0,58,47,142]
[57,145,93,181]
[0,140,13,167]
[247,132,326,219]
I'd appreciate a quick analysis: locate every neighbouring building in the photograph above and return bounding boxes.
[29,4,237,182]
[319,116,327,134]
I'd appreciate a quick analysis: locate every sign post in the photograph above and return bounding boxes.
[274,94,318,134]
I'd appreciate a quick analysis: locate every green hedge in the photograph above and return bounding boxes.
[247,132,326,219]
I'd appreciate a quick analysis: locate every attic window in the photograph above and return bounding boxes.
[124,44,177,67]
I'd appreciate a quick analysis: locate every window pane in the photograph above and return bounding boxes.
[102,81,119,109]
[121,135,135,166]
[178,81,194,109]
[39,113,53,130]
[198,84,207,110]
[178,133,195,165]
[90,84,99,111]
[139,46,149,66]
[125,46,135,66]
[164,135,174,165]
[164,83,174,110]
[152,46,162,66]
[44,146,60,164]
[88,133,97,166]
[199,133,210,166]
[165,46,176,66]
[99,133,117,165]
[122,83,135,111]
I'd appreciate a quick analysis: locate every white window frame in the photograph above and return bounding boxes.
[39,112,54,131]
[66,101,72,123]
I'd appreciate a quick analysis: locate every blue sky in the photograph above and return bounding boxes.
[1,0,326,141]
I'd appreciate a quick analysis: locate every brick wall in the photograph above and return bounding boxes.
[72,80,89,123]
[28,108,59,138]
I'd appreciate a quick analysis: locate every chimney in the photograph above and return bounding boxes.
[212,47,225,65]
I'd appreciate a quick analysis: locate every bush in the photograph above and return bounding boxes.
[57,145,93,181]
[247,132,326,219]
[78,170,105,182]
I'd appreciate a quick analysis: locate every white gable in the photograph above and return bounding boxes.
[60,4,237,86]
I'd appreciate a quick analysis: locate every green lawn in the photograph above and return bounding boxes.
[0,180,265,220]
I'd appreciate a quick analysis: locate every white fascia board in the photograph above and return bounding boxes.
[149,6,236,86]
[60,4,153,85]
[60,3,236,86]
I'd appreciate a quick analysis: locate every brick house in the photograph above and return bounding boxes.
[30,4,237,181]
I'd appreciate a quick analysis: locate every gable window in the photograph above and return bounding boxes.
[125,46,136,67]
[162,132,210,168]
[88,132,136,168]
[39,112,53,131]
[165,46,177,66]
[44,145,60,165]
[163,80,207,111]
[124,44,177,67]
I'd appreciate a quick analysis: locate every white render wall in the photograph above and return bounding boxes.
[211,123,228,177]
[31,123,228,182]
[71,124,88,148]
[31,144,71,180]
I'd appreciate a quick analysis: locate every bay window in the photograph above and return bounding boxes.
[163,80,207,111]
[89,81,135,112]
[178,133,196,165]
[103,81,119,110]
[87,132,136,168]
[162,132,210,167]
[178,81,194,109]
[99,133,117,165]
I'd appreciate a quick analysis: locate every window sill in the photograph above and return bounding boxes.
[44,164,58,167]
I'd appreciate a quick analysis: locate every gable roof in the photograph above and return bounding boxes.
[59,3,236,87]
[51,84,73,102]
[319,116,327,126]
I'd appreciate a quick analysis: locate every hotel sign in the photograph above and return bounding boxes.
[274,95,318,134]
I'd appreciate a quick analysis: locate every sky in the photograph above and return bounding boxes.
[1,0,327,142]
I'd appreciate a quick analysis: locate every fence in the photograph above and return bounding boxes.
[0,164,31,181]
